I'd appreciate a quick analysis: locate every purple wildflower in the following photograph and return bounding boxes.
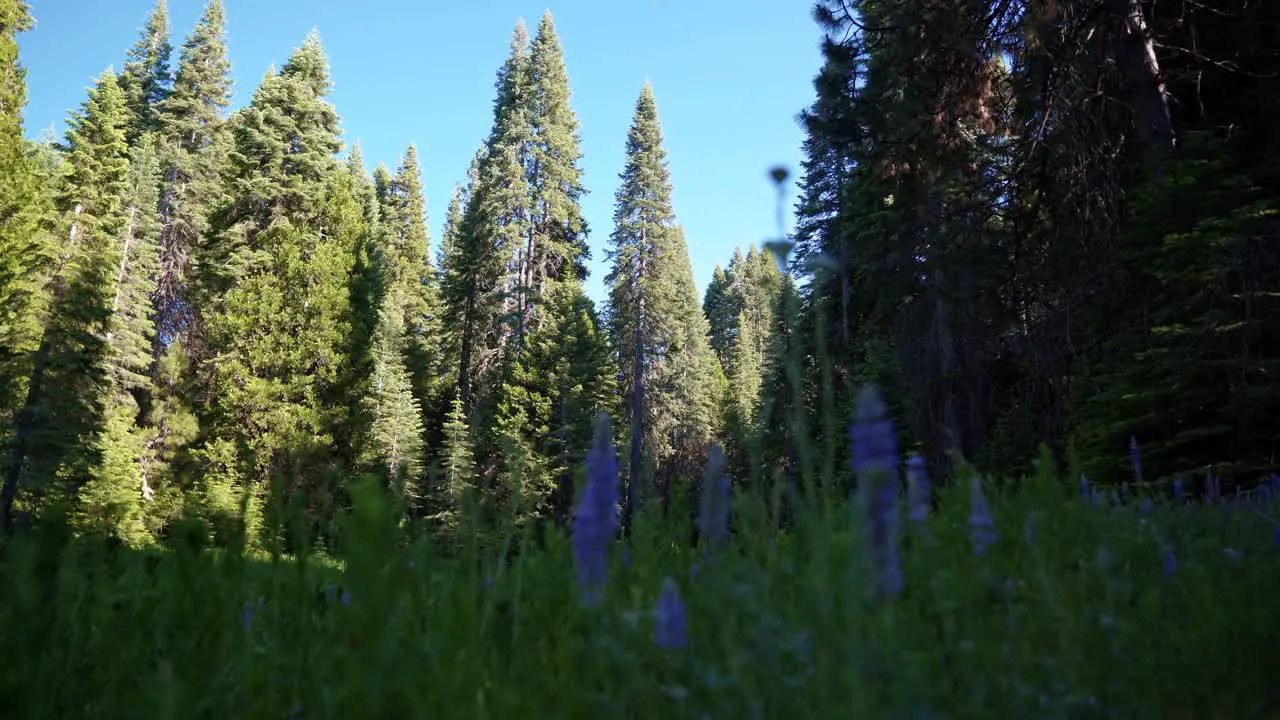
[653,577,688,650]
[340,590,350,607]
[573,413,621,606]
[1173,475,1184,502]
[867,472,903,599]
[1139,498,1153,516]
[969,474,997,557]
[849,385,898,493]
[1129,436,1143,484]
[242,595,265,631]
[906,454,930,524]
[699,444,732,548]
[1162,546,1176,577]
[1206,472,1221,502]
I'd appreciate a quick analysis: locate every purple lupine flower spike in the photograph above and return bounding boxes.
[969,474,997,557]
[653,577,688,650]
[849,385,898,496]
[868,469,903,599]
[1162,546,1176,576]
[1173,475,1184,502]
[906,454,930,524]
[573,413,621,606]
[699,444,732,549]
[1129,436,1143,484]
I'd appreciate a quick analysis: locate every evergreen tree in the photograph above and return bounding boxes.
[450,23,532,411]
[431,396,474,544]
[606,84,721,518]
[0,0,51,465]
[362,290,425,500]
[702,264,736,367]
[378,145,443,417]
[519,11,588,341]
[494,285,615,525]
[74,133,163,545]
[3,69,131,529]
[117,0,172,144]
[196,33,352,545]
[155,0,231,353]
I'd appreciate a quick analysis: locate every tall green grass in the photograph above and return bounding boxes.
[2,452,1277,719]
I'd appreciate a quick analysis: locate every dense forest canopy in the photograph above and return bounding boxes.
[0,0,1276,551]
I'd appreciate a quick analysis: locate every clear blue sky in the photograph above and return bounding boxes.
[19,0,821,304]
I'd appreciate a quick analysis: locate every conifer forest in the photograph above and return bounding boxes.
[2,0,1279,717]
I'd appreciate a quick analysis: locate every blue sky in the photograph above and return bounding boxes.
[19,0,821,304]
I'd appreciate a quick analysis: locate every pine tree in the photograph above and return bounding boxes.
[0,0,52,466]
[155,0,231,353]
[431,396,474,544]
[362,290,425,500]
[196,33,351,544]
[450,23,532,411]
[519,11,588,341]
[494,284,615,525]
[702,264,736,367]
[117,0,172,144]
[74,133,163,545]
[3,69,131,529]
[606,84,721,519]
[378,145,443,417]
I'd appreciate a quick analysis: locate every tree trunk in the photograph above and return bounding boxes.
[1109,0,1176,154]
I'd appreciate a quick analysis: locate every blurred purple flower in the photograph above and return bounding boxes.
[242,596,265,631]
[969,475,997,557]
[849,386,898,493]
[699,445,731,548]
[654,577,688,650]
[1129,437,1143,484]
[1139,498,1153,516]
[573,413,621,606]
[1162,546,1176,577]
[868,472,903,599]
[906,454,930,524]
[1173,475,1184,502]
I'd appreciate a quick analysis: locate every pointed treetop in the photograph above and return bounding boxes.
[347,140,366,177]
[537,9,557,34]
[281,30,330,95]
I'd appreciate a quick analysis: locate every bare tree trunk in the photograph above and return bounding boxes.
[1109,0,1175,154]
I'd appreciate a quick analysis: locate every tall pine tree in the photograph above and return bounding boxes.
[76,133,163,545]
[0,0,51,468]
[117,0,172,144]
[195,33,353,545]
[3,69,132,530]
[449,23,532,414]
[155,0,231,354]
[606,83,721,520]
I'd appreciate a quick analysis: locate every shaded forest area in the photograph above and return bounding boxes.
[0,0,1277,555]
